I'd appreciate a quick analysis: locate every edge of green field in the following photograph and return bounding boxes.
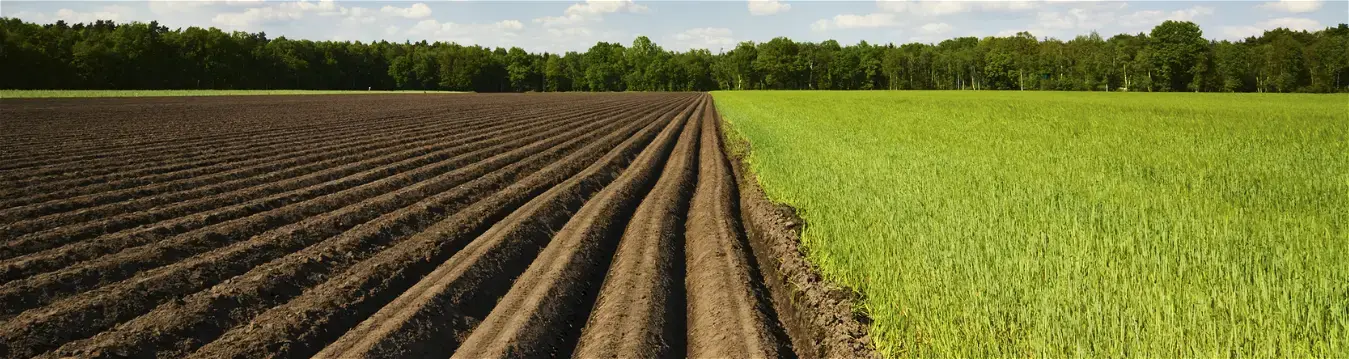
[711,91,879,352]
[0,89,465,98]
[710,90,1348,358]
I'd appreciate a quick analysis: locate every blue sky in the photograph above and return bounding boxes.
[4,1,1345,53]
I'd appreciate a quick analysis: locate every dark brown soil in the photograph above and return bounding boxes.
[722,106,879,359]
[684,102,794,358]
[0,92,875,359]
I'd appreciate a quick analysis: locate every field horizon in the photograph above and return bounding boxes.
[5,0,1348,356]
[0,89,466,98]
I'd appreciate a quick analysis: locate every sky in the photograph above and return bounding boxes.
[3,0,1346,53]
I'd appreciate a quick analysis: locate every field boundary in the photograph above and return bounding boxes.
[715,104,877,359]
[0,90,466,99]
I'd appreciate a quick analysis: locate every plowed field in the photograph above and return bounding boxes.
[0,93,871,359]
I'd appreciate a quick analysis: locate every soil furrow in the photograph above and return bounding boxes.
[38,109,646,359]
[0,97,634,254]
[0,95,617,193]
[0,95,564,172]
[0,105,457,175]
[0,111,510,234]
[309,96,697,359]
[684,101,793,358]
[449,96,704,358]
[0,100,573,219]
[0,93,871,359]
[193,95,697,359]
[0,110,608,320]
[0,108,617,358]
[572,93,702,358]
[0,109,458,192]
[0,112,547,264]
[0,110,490,207]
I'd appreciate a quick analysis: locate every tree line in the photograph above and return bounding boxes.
[2,17,1347,92]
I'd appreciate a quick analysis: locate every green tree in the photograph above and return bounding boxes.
[1213,40,1253,92]
[543,53,570,91]
[505,47,537,91]
[583,41,625,91]
[2,17,1346,93]
[1147,21,1208,91]
[754,37,799,89]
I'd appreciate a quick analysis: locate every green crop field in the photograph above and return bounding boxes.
[0,89,463,98]
[712,91,1348,357]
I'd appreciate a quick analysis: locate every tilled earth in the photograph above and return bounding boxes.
[0,93,872,359]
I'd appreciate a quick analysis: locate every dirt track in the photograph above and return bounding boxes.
[0,93,872,358]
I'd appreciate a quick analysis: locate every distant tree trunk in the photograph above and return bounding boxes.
[1124,63,1130,90]
[808,63,814,89]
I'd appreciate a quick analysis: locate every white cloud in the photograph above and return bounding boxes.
[9,6,133,24]
[565,0,649,16]
[340,7,376,24]
[1027,2,1138,33]
[1169,6,1216,21]
[213,7,301,27]
[991,2,1131,39]
[981,1,1041,12]
[875,0,1038,16]
[380,3,432,19]
[1035,8,1106,30]
[919,22,952,34]
[407,18,524,44]
[535,13,588,27]
[1119,6,1214,28]
[147,1,208,16]
[748,0,791,16]
[497,20,525,31]
[548,27,593,37]
[533,26,631,54]
[877,0,971,16]
[208,0,410,28]
[1264,16,1322,30]
[670,27,735,50]
[1221,17,1323,39]
[211,0,345,28]
[216,0,265,5]
[147,0,264,15]
[527,0,645,50]
[512,1,646,51]
[811,13,900,31]
[287,0,342,15]
[1257,0,1324,13]
[534,0,647,27]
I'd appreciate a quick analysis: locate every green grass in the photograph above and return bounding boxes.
[0,89,464,98]
[711,90,1348,358]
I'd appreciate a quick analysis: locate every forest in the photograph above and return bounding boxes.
[2,17,1347,93]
